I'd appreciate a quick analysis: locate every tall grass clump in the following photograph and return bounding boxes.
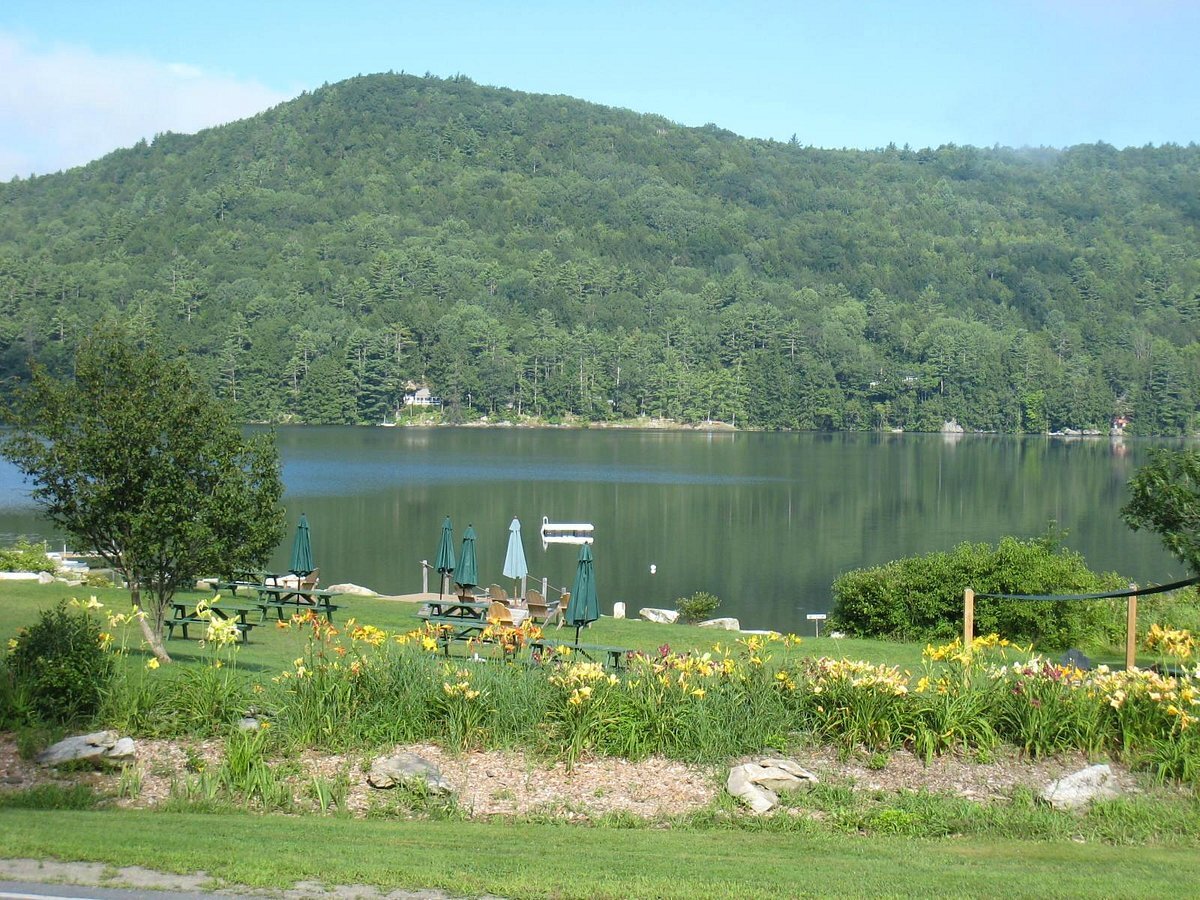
[95,595,248,737]
[267,613,554,751]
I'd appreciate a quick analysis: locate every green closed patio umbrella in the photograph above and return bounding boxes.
[566,543,598,644]
[435,516,456,597]
[289,513,314,577]
[456,524,479,598]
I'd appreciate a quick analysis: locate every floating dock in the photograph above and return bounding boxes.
[541,516,594,546]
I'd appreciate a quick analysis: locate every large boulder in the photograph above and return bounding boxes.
[37,731,136,768]
[727,758,818,814]
[639,607,679,624]
[727,765,777,814]
[1040,764,1122,811]
[698,617,741,631]
[368,751,453,795]
[326,583,378,596]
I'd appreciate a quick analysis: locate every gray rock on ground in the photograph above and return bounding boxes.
[1040,763,1122,810]
[698,617,741,631]
[639,607,679,624]
[326,583,378,596]
[37,731,136,768]
[368,751,453,795]
[727,758,819,814]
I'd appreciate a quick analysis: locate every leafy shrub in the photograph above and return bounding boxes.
[675,591,721,623]
[7,601,114,724]
[0,537,52,573]
[829,532,1127,647]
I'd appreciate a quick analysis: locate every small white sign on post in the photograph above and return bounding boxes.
[806,613,827,638]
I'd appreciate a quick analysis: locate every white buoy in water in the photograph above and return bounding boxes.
[649,564,657,575]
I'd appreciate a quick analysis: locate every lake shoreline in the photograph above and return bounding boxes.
[375,416,1128,437]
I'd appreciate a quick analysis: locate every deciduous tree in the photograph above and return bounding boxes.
[1122,448,1200,574]
[1,326,285,662]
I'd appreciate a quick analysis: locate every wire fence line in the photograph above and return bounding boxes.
[976,575,1200,603]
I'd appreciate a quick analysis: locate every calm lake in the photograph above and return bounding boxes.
[0,427,1185,633]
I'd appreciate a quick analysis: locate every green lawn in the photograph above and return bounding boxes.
[0,581,929,673]
[0,581,1172,681]
[1,809,1196,899]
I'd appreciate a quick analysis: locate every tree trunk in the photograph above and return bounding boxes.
[132,584,171,663]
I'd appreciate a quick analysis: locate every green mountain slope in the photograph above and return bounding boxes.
[2,72,1199,432]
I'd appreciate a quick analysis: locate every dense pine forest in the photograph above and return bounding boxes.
[2,72,1199,433]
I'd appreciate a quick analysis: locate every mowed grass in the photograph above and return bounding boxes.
[0,580,928,673]
[1,808,1198,900]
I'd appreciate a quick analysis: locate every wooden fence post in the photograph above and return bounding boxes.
[421,560,428,595]
[963,588,974,650]
[1126,583,1138,670]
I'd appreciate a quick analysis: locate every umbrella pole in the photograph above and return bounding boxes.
[574,624,581,645]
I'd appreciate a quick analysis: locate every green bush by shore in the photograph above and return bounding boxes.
[830,533,1138,646]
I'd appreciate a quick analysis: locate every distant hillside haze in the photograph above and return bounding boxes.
[1,72,1198,433]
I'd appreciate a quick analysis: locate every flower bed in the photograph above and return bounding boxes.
[7,600,1200,787]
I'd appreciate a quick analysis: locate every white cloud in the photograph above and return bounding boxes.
[0,32,291,179]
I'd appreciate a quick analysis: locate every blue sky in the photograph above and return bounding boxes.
[2,0,1198,179]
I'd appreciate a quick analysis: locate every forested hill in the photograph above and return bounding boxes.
[2,72,1199,433]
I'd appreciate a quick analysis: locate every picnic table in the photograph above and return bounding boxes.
[166,600,261,642]
[418,599,496,652]
[255,584,342,622]
[202,579,343,622]
[232,569,284,585]
[204,578,266,597]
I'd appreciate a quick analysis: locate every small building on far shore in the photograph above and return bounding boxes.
[403,386,442,408]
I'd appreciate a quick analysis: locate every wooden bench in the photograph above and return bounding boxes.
[530,641,631,671]
[421,614,488,630]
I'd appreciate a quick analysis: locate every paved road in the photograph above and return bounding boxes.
[0,884,220,900]
[0,878,479,900]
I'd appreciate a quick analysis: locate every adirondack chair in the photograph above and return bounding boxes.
[525,589,561,625]
[487,600,514,625]
[488,584,509,605]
